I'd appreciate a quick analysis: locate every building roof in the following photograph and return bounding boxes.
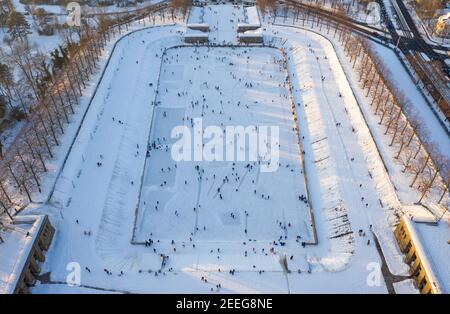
[238,28,263,38]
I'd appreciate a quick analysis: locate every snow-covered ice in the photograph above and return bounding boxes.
[3,4,447,294]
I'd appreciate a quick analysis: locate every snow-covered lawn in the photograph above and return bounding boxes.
[14,4,447,294]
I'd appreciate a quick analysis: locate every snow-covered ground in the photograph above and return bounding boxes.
[12,0,164,15]
[4,4,448,294]
[370,44,450,142]
[0,1,169,155]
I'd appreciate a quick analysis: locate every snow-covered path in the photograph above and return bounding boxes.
[203,4,245,44]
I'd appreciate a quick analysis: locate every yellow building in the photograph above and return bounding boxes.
[394,210,449,294]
